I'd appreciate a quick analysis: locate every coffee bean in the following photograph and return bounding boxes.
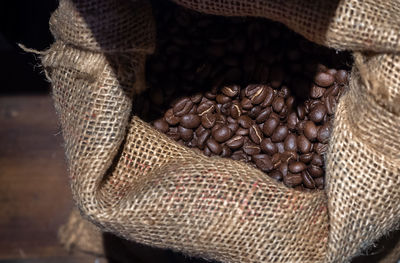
[180,114,201,129]
[297,134,312,153]
[173,97,194,116]
[238,115,253,128]
[221,145,232,157]
[252,154,273,172]
[271,125,288,142]
[285,96,295,109]
[310,85,326,99]
[301,171,316,189]
[284,173,303,187]
[256,107,272,123]
[197,101,215,116]
[249,124,263,144]
[178,126,193,141]
[153,119,169,133]
[226,135,245,149]
[216,94,231,104]
[203,145,212,156]
[269,170,283,181]
[312,154,324,166]
[248,105,262,119]
[289,161,307,173]
[190,93,203,103]
[317,123,331,143]
[281,150,298,163]
[325,95,336,115]
[284,134,297,152]
[246,85,268,104]
[197,130,211,149]
[230,103,242,119]
[314,143,328,155]
[278,162,289,177]
[276,142,285,153]
[304,121,318,141]
[260,86,274,107]
[231,151,248,162]
[296,105,306,120]
[314,177,324,188]
[308,165,324,177]
[299,153,313,163]
[227,122,239,133]
[206,138,222,155]
[165,109,180,125]
[166,127,180,141]
[240,97,253,110]
[335,70,348,84]
[195,125,206,137]
[243,141,261,155]
[309,104,327,123]
[260,138,277,155]
[221,85,240,97]
[314,72,335,87]
[236,127,249,136]
[262,117,279,136]
[287,112,298,130]
[272,96,285,112]
[201,113,216,129]
[212,126,233,143]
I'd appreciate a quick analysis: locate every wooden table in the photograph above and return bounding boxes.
[0,95,104,262]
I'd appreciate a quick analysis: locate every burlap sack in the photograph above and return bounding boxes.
[41,0,400,262]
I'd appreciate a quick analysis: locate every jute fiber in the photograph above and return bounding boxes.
[42,0,400,262]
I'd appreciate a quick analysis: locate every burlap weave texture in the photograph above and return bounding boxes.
[42,0,400,262]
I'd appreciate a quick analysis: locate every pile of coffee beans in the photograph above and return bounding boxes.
[135,1,351,190]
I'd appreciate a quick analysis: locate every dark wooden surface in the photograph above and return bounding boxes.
[0,95,104,262]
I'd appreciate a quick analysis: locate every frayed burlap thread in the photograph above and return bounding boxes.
[43,0,400,262]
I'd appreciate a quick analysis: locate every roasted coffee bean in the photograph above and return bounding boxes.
[249,124,263,144]
[314,72,335,87]
[284,134,297,152]
[249,105,262,119]
[308,165,324,177]
[252,154,273,172]
[260,86,274,107]
[212,126,233,143]
[173,97,194,116]
[299,153,314,163]
[304,121,318,141]
[272,96,285,113]
[310,85,326,99]
[221,145,232,157]
[314,143,328,155]
[281,150,298,163]
[296,105,306,120]
[289,161,307,173]
[178,126,193,141]
[302,171,316,189]
[221,85,240,97]
[243,141,261,155]
[238,115,253,128]
[335,70,348,85]
[226,135,245,149]
[263,117,279,136]
[220,102,232,115]
[312,154,324,167]
[284,173,303,187]
[166,127,180,141]
[260,138,277,155]
[216,94,231,104]
[278,162,289,177]
[206,138,222,155]
[197,101,215,116]
[285,96,295,109]
[195,125,206,137]
[201,113,216,129]
[297,134,312,153]
[271,125,288,142]
[315,177,324,188]
[309,104,327,123]
[190,93,203,104]
[325,95,337,115]
[317,123,331,143]
[203,146,212,156]
[180,114,201,129]
[227,122,239,133]
[230,103,242,119]
[256,107,272,123]
[269,170,283,181]
[236,127,249,136]
[231,151,248,162]
[197,130,211,149]
[165,109,180,125]
[240,97,253,110]
[287,112,298,130]
[246,85,268,104]
[153,119,169,133]
[276,142,285,153]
